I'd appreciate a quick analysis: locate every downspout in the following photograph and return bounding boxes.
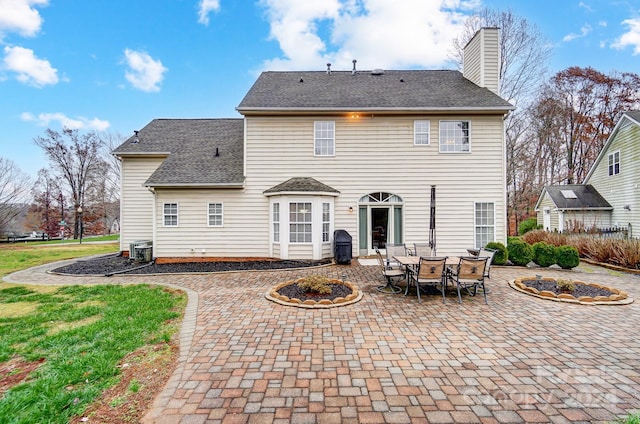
[147,186,157,258]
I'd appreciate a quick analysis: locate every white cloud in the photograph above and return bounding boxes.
[612,18,640,55]
[0,0,48,39]
[562,24,592,42]
[578,1,593,12]
[3,45,58,87]
[258,0,477,71]
[123,48,167,92]
[197,0,220,25]
[21,112,110,131]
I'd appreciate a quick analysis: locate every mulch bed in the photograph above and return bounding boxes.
[52,254,332,276]
[276,283,352,302]
[521,279,613,297]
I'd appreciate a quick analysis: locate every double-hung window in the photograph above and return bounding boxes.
[290,202,312,243]
[439,120,470,152]
[273,203,280,243]
[322,202,330,242]
[314,121,335,156]
[414,120,430,145]
[208,203,223,227]
[608,151,620,176]
[163,203,178,226]
[474,202,495,249]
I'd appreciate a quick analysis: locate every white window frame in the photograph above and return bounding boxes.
[608,151,620,176]
[207,203,223,227]
[414,120,430,145]
[314,121,335,156]
[163,203,178,227]
[289,202,312,243]
[439,120,470,153]
[273,202,280,243]
[322,202,331,242]
[474,202,495,249]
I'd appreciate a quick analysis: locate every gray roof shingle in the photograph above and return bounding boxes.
[264,177,340,195]
[113,119,244,187]
[237,70,514,113]
[545,185,612,210]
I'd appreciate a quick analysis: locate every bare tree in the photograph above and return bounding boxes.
[450,8,552,233]
[34,128,108,239]
[0,157,32,235]
[533,67,640,184]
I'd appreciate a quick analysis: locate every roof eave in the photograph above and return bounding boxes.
[236,106,515,115]
[113,151,171,158]
[144,182,245,189]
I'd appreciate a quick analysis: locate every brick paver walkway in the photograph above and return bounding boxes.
[5,259,640,423]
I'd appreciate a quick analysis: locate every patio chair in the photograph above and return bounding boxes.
[477,247,497,278]
[412,243,432,257]
[375,247,404,293]
[384,243,408,270]
[448,256,489,304]
[407,256,448,303]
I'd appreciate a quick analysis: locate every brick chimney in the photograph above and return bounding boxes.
[463,27,500,95]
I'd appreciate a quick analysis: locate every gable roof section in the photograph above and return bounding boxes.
[584,111,640,182]
[263,177,340,196]
[237,70,514,114]
[539,185,612,211]
[113,119,244,188]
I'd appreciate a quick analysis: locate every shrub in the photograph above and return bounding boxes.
[555,245,580,269]
[532,241,557,267]
[555,278,575,292]
[485,242,507,265]
[518,217,539,235]
[297,275,332,295]
[507,239,534,266]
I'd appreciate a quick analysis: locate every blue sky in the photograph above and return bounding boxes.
[1,0,639,180]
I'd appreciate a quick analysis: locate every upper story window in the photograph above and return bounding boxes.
[414,120,430,145]
[290,202,312,243]
[439,120,470,153]
[208,203,223,227]
[163,203,178,226]
[314,121,335,156]
[608,151,620,176]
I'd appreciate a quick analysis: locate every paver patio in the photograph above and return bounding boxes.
[5,260,640,423]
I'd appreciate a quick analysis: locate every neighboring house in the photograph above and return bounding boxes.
[534,185,612,232]
[535,111,639,237]
[113,27,514,261]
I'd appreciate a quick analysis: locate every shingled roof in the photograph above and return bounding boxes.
[237,70,514,113]
[543,185,612,210]
[113,119,244,187]
[263,177,340,195]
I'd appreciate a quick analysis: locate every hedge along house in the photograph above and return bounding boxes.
[535,111,639,237]
[113,27,514,261]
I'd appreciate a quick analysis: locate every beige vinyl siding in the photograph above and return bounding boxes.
[245,114,506,257]
[153,188,268,258]
[536,193,557,230]
[587,119,639,235]
[463,27,500,95]
[119,158,164,252]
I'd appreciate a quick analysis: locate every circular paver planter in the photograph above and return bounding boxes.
[509,276,633,305]
[266,278,363,308]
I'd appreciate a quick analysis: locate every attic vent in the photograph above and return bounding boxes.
[326,63,332,74]
[371,69,384,75]
[131,130,139,144]
[560,189,577,199]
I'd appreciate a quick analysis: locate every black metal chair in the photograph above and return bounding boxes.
[407,256,448,303]
[375,247,404,293]
[448,256,489,304]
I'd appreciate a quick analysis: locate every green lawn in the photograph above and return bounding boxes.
[0,243,186,424]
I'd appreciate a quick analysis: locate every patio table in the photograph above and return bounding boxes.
[394,256,460,295]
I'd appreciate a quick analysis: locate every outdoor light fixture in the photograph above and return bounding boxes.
[348,206,354,213]
[77,206,83,244]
